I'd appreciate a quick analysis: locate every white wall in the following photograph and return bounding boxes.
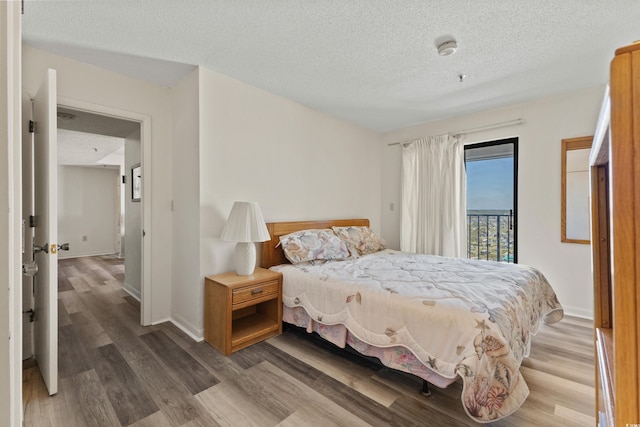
[57,166,118,259]
[1,2,22,425]
[170,68,200,336]
[168,66,382,339]
[23,45,173,324]
[381,85,605,319]
[124,130,141,299]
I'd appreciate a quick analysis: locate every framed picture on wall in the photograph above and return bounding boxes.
[131,163,141,202]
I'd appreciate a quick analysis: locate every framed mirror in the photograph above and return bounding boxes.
[561,136,593,244]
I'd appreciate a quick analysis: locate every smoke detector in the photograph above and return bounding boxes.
[437,40,458,56]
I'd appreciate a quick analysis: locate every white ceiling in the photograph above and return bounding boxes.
[22,1,640,132]
[56,106,137,168]
[58,128,124,168]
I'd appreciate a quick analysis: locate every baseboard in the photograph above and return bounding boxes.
[150,316,171,326]
[170,312,204,342]
[58,250,119,260]
[562,305,593,320]
[122,282,141,301]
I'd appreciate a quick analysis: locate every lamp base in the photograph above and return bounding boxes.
[234,242,257,276]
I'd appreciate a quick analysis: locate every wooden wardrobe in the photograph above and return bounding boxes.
[591,41,640,426]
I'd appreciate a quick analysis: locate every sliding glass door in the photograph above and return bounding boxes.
[464,138,518,263]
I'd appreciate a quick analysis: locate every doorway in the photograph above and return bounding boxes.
[464,137,518,263]
[57,98,153,327]
[22,103,149,362]
[56,105,141,291]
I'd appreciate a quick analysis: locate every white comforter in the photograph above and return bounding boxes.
[271,249,563,422]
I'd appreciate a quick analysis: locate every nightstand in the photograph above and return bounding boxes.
[204,267,283,355]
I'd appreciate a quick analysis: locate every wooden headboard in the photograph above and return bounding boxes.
[261,218,370,268]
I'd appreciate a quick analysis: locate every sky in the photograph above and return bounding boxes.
[466,157,513,211]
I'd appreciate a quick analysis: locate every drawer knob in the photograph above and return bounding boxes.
[251,288,264,295]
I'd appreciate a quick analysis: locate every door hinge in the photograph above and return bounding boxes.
[23,309,35,323]
[142,230,146,237]
[29,120,35,133]
[29,215,36,227]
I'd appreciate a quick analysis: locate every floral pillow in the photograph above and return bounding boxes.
[332,226,386,256]
[279,229,350,264]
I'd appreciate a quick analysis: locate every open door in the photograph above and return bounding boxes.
[32,69,58,395]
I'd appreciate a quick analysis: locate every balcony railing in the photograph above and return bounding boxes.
[467,211,514,263]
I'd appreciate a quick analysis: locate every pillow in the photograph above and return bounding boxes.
[279,229,350,264]
[332,226,386,256]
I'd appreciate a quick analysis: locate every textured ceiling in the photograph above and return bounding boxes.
[58,128,124,168]
[22,0,640,132]
[56,107,136,167]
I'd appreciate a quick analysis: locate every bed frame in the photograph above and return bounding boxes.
[261,218,432,396]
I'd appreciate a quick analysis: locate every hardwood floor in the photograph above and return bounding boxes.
[23,255,595,426]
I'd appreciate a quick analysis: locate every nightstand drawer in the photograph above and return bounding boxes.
[232,280,279,305]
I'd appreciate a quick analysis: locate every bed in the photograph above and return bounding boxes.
[262,219,564,423]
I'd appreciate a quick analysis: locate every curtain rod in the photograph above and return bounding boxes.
[387,118,525,147]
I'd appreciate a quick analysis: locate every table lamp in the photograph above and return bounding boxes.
[220,201,270,275]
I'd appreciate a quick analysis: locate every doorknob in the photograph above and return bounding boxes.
[33,243,49,254]
[22,261,38,277]
[57,243,70,251]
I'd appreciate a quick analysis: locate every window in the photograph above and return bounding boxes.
[464,138,518,263]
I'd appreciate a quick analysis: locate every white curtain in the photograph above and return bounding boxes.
[401,134,467,257]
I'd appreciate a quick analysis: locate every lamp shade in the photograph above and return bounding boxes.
[220,201,270,243]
